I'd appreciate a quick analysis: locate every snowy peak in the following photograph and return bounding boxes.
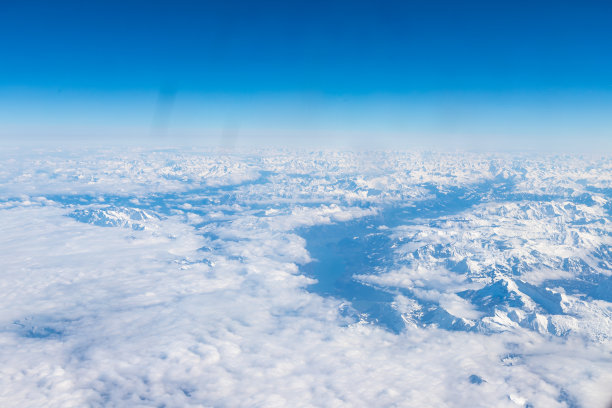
[459,278,529,313]
[69,207,161,231]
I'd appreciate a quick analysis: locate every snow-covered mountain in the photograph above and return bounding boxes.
[69,207,161,230]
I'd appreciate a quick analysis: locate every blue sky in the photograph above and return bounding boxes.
[1,0,611,149]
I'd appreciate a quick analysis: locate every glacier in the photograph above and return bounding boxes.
[0,147,611,407]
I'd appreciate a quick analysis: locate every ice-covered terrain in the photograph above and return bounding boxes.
[1,147,611,407]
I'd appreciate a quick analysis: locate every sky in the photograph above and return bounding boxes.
[1,0,611,150]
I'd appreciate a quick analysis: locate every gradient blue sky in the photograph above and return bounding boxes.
[1,0,611,150]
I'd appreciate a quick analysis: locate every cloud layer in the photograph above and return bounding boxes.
[0,148,611,407]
